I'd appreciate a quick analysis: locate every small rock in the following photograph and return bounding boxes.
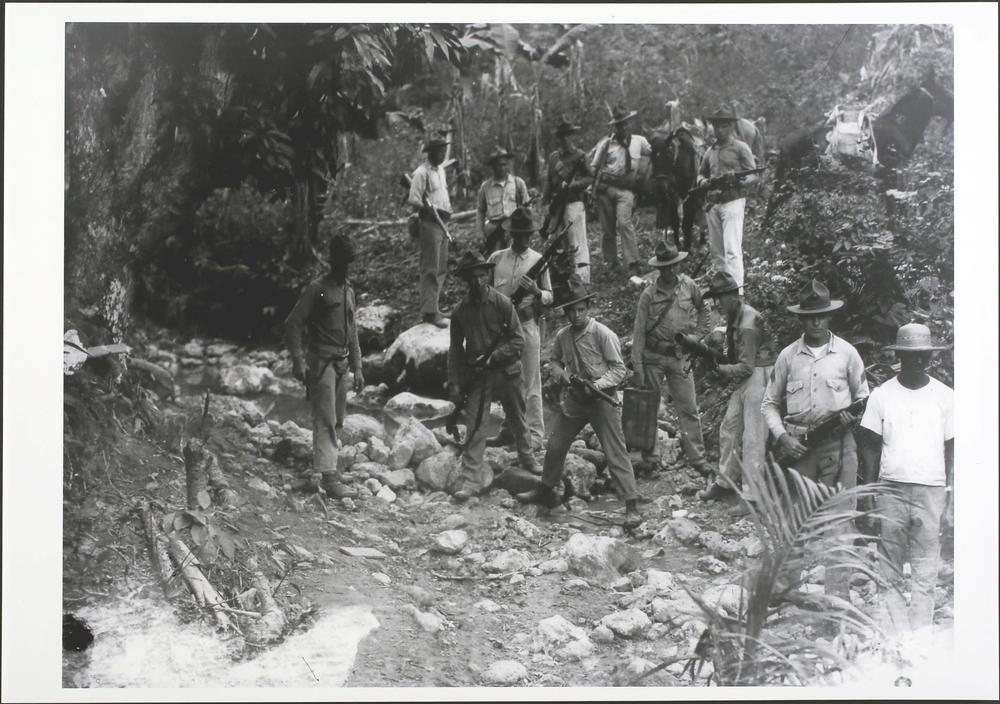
[474,599,503,613]
[645,569,677,595]
[404,605,446,633]
[561,578,590,593]
[559,533,642,587]
[599,609,651,639]
[527,567,542,577]
[538,558,569,574]
[561,454,598,500]
[389,440,415,470]
[646,623,671,640]
[371,572,392,586]
[668,517,701,545]
[504,514,540,540]
[355,485,374,499]
[509,573,525,585]
[481,660,527,685]
[672,509,688,518]
[364,478,383,494]
[556,637,595,661]
[483,549,532,574]
[432,530,469,555]
[375,486,397,503]
[696,555,728,575]
[340,497,356,511]
[366,436,392,465]
[701,583,747,617]
[415,450,463,493]
[699,531,742,561]
[535,673,566,686]
[463,552,486,565]
[393,416,442,465]
[565,496,589,512]
[442,513,467,530]
[668,494,684,510]
[339,414,389,446]
[590,625,615,643]
[610,576,633,592]
[500,497,516,510]
[739,535,764,558]
[247,477,274,495]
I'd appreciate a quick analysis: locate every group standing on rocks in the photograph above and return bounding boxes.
[284,97,955,650]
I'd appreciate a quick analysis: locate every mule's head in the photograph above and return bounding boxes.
[922,74,954,126]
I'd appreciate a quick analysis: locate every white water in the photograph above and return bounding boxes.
[67,599,378,688]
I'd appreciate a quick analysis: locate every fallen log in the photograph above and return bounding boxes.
[141,503,183,599]
[244,556,286,645]
[343,209,477,227]
[166,535,241,636]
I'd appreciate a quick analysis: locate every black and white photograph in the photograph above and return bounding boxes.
[3,3,998,700]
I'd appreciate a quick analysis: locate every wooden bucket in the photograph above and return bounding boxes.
[622,387,660,453]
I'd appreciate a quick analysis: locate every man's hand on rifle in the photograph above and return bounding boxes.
[352,366,365,393]
[837,409,858,429]
[517,274,541,297]
[777,432,808,460]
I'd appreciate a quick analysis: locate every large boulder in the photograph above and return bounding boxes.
[415,450,462,492]
[431,530,469,555]
[560,454,598,500]
[383,322,450,396]
[393,417,442,466]
[483,549,533,574]
[667,517,702,546]
[219,364,281,395]
[559,533,642,587]
[384,392,455,422]
[339,414,388,446]
[355,304,402,354]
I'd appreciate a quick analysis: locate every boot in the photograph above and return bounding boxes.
[698,482,730,502]
[515,484,560,509]
[321,473,357,499]
[423,313,448,328]
[623,499,643,529]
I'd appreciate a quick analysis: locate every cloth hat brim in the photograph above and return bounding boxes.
[648,251,688,267]
[555,292,595,310]
[607,110,638,126]
[884,342,950,352]
[703,283,741,298]
[786,300,844,315]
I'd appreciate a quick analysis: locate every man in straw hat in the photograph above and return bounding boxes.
[589,102,652,277]
[697,271,779,509]
[761,278,870,599]
[697,104,759,291]
[407,134,453,328]
[486,207,553,451]
[632,240,713,477]
[477,145,529,255]
[858,323,953,640]
[517,276,643,529]
[543,116,593,283]
[448,250,539,501]
[285,234,365,499]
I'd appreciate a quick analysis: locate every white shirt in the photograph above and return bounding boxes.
[590,134,651,176]
[407,161,451,212]
[488,247,553,312]
[860,376,954,486]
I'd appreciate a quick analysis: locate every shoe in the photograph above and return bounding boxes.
[486,430,515,448]
[515,485,560,509]
[690,461,713,477]
[698,483,729,502]
[423,313,449,328]
[321,476,358,499]
[623,500,643,529]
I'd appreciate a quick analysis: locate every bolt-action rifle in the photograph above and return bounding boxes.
[539,154,587,240]
[567,374,622,408]
[674,333,727,369]
[687,167,767,202]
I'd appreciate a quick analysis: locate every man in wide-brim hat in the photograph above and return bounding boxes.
[589,102,652,277]
[697,103,759,293]
[631,240,713,477]
[477,145,529,255]
[696,271,779,510]
[407,134,453,328]
[858,322,953,641]
[485,207,554,451]
[447,249,539,501]
[761,278,870,600]
[516,276,644,529]
[544,115,593,282]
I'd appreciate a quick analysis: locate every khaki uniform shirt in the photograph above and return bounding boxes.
[284,277,362,371]
[477,174,528,226]
[591,134,652,177]
[632,274,710,364]
[488,247,554,318]
[718,303,779,382]
[699,137,757,202]
[761,332,870,439]
[448,287,524,387]
[552,318,627,415]
[408,161,451,213]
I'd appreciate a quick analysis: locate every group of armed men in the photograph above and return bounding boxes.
[285,103,954,640]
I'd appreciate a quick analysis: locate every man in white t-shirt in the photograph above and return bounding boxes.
[858,323,954,638]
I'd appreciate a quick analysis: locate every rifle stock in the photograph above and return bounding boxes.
[568,374,622,407]
[509,221,571,308]
[688,166,766,201]
[674,333,726,366]
[771,397,869,466]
